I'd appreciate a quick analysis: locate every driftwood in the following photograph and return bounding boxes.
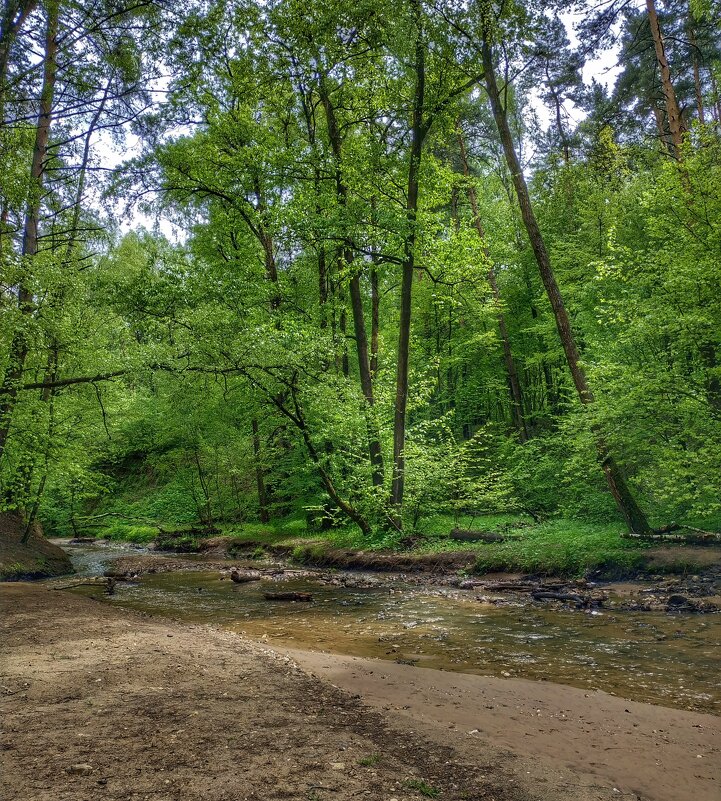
[52,577,117,593]
[625,523,721,543]
[450,529,515,543]
[531,590,585,604]
[263,591,313,602]
[230,570,261,584]
[483,581,569,593]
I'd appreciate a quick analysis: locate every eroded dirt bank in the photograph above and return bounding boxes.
[1,583,718,801]
[0,514,73,579]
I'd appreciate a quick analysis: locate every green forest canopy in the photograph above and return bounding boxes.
[1,0,720,545]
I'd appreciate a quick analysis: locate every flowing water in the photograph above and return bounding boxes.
[60,544,721,714]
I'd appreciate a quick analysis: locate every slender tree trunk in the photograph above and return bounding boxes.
[482,38,652,536]
[251,418,270,523]
[318,244,328,327]
[348,270,384,485]
[646,0,685,156]
[370,260,379,378]
[458,130,528,442]
[192,450,213,528]
[545,66,570,164]
[687,21,705,125]
[391,0,426,512]
[339,304,350,377]
[0,0,58,464]
[319,83,384,486]
[0,0,37,112]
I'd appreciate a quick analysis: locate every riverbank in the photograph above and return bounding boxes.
[0,513,73,580]
[75,510,721,580]
[2,583,719,801]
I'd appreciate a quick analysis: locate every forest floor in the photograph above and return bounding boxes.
[2,582,719,801]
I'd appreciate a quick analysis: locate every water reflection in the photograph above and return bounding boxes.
[59,560,720,714]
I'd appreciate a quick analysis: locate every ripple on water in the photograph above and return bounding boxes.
[61,545,721,713]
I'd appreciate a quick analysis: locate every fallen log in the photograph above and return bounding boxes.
[263,591,313,602]
[531,590,585,604]
[230,569,261,584]
[483,581,569,593]
[624,524,721,543]
[482,582,536,592]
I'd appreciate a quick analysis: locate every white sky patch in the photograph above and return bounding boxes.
[103,11,626,237]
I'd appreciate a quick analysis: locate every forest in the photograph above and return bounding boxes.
[3,4,721,801]
[1,0,721,568]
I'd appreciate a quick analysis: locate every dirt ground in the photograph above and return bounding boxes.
[285,649,720,801]
[1,583,719,801]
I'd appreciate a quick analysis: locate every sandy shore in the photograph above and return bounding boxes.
[1,583,718,801]
[284,648,720,801]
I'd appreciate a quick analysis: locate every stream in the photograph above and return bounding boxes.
[58,542,721,714]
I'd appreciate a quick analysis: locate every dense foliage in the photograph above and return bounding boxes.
[1,0,720,542]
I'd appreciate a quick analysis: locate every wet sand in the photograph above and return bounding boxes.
[284,647,721,801]
[2,582,719,801]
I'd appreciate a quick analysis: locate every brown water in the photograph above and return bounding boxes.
[63,546,721,714]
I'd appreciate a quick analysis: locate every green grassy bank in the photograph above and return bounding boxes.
[59,512,721,579]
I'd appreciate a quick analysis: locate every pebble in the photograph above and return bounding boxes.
[66,764,94,776]
[330,762,346,770]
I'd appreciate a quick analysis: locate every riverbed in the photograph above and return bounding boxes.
[56,542,721,714]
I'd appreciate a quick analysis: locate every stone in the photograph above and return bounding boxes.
[66,764,94,776]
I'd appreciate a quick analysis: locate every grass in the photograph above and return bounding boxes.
[410,514,649,577]
[71,506,719,579]
[404,779,441,797]
[102,523,158,544]
[0,561,28,580]
[357,754,381,766]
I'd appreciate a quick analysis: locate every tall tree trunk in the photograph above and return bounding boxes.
[370,260,379,378]
[0,0,37,112]
[646,0,685,157]
[319,82,384,487]
[251,418,270,523]
[318,244,328,327]
[458,130,528,443]
[0,0,58,465]
[545,66,570,164]
[699,343,721,414]
[687,20,705,125]
[391,0,426,512]
[247,178,282,520]
[339,303,350,377]
[482,38,652,536]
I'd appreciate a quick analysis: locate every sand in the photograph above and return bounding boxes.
[1,582,718,801]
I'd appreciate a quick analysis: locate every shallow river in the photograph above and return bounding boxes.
[62,544,721,714]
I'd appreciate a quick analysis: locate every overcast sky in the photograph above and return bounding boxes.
[104,10,624,242]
